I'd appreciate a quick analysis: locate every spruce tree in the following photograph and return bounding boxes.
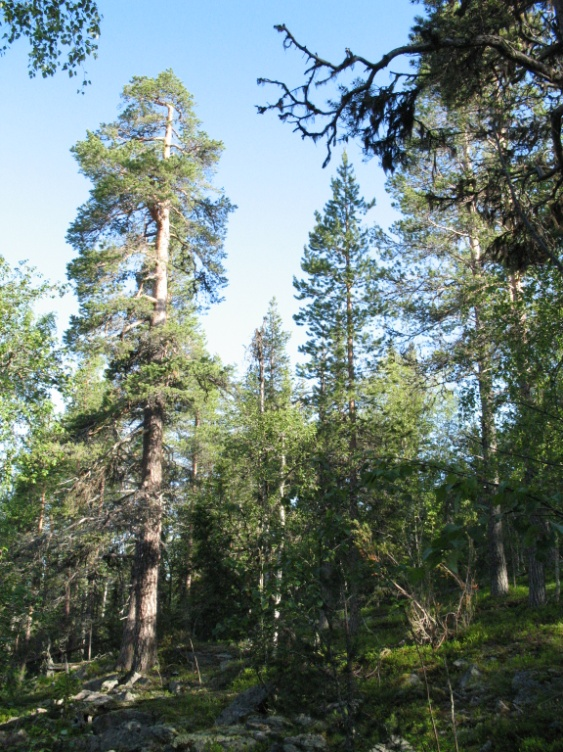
[293,155,380,749]
[294,153,379,529]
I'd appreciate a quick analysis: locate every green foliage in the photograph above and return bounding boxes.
[0,257,63,481]
[0,0,100,81]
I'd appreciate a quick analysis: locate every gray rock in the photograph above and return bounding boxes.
[294,715,315,729]
[111,690,136,703]
[283,734,327,751]
[250,730,270,742]
[88,708,175,752]
[83,674,120,692]
[102,677,120,692]
[512,670,542,706]
[399,673,422,689]
[371,737,414,752]
[83,677,106,691]
[215,684,272,726]
[246,715,290,731]
[98,722,175,752]
[0,729,28,749]
[72,690,117,708]
[174,732,258,752]
[459,664,482,690]
[92,709,155,735]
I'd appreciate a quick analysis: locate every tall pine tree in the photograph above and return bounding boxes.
[66,70,232,674]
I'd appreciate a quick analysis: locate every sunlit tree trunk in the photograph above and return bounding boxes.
[508,272,547,608]
[465,151,509,596]
[120,105,173,675]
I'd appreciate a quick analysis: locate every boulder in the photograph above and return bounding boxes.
[371,737,414,752]
[72,690,118,709]
[101,677,120,692]
[84,674,120,692]
[92,709,155,735]
[85,709,175,752]
[512,670,542,706]
[459,664,482,691]
[215,684,272,726]
[245,715,291,732]
[282,734,327,751]
[174,731,258,752]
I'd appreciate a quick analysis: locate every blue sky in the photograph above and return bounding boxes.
[0,0,419,371]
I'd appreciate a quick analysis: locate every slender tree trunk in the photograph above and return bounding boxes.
[17,485,48,679]
[343,196,358,752]
[38,487,46,534]
[475,335,508,597]
[119,104,173,676]
[554,532,560,603]
[317,355,332,634]
[528,546,547,607]
[117,574,136,671]
[273,436,286,647]
[177,411,200,610]
[508,273,547,607]
[466,186,509,597]
[185,411,200,598]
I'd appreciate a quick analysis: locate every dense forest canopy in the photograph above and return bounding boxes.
[0,3,562,752]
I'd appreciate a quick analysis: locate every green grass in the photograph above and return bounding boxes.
[0,585,561,752]
[352,585,563,752]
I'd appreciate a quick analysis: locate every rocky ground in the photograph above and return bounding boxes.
[1,590,562,751]
[0,647,337,752]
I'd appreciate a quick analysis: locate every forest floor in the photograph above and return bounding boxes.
[0,585,561,752]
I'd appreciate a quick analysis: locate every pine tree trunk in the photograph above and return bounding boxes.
[467,195,509,597]
[125,377,166,673]
[528,529,547,608]
[508,273,547,607]
[118,104,173,676]
[554,532,560,603]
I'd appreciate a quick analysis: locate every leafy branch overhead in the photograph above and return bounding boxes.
[0,0,100,80]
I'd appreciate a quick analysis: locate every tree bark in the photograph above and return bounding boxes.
[119,103,173,675]
[465,177,509,597]
[508,273,547,607]
[527,540,547,608]
[555,532,560,603]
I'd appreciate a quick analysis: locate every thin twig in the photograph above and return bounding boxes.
[444,658,460,752]
[412,636,441,752]
[189,638,202,685]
